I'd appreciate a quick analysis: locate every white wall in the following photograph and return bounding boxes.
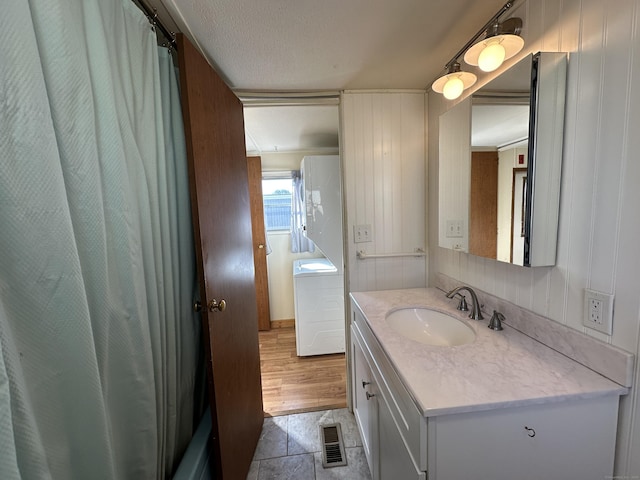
[266,232,322,321]
[428,0,640,475]
[260,151,335,172]
[342,91,427,293]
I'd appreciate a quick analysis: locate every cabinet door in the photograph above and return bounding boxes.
[379,393,426,480]
[352,328,377,478]
[429,396,618,480]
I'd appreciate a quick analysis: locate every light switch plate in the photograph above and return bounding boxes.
[445,220,463,238]
[354,224,372,243]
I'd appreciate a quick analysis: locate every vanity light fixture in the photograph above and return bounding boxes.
[463,18,524,72]
[431,62,477,100]
[431,1,524,100]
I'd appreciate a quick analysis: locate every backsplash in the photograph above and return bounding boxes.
[436,273,634,388]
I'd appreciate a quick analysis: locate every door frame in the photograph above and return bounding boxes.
[247,155,271,331]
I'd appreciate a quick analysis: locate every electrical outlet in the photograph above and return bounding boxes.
[588,297,603,323]
[354,224,372,243]
[583,288,614,335]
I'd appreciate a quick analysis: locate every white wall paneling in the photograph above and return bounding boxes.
[428,0,640,476]
[342,91,427,293]
[438,99,470,252]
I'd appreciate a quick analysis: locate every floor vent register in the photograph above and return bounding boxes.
[319,423,347,468]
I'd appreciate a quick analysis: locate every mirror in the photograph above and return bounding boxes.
[438,52,567,266]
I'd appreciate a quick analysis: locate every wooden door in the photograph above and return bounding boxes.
[177,34,263,480]
[469,152,498,259]
[247,156,271,331]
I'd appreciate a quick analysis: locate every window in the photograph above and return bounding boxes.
[262,177,293,231]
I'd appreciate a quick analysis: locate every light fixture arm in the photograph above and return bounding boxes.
[488,17,522,38]
[446,62,462,75]
[443,1,517,71]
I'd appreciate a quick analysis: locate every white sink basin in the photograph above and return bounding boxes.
[385,308,476,347]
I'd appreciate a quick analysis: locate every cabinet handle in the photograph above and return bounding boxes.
[366,392,375,400]
[362,380,371,389]
[524,426,536,437]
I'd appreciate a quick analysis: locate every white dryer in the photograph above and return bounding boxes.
[293,258,345,356]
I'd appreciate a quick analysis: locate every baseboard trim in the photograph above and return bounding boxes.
[271,319,295,329]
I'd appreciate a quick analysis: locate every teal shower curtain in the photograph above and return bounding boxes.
[0,0,200,478]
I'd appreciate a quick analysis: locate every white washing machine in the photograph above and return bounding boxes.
[293,258,345,356]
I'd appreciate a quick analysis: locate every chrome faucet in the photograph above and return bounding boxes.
[446,286,484,320]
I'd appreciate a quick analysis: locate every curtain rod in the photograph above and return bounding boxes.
[134,0,177,50]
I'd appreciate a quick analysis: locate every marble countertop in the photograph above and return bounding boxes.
[350,288,628,417]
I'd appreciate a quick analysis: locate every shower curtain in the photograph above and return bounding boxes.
[0,0,201,478]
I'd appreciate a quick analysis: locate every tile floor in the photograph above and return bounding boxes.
[247,408,372,480]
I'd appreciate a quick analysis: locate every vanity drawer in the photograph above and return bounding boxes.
[353,309,428,471]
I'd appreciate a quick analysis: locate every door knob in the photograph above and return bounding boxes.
[366,392,375,400]
[258,244,265,249]
[208,299,227,312]
[193,301,202,312]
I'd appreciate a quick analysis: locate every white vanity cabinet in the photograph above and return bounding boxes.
[378,397,424,480]
[350,301,621,480]
[428,396,619,480]
[352,310,426,480]
[351,328,377,476]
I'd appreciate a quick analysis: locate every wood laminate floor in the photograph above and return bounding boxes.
[259,327,347,417]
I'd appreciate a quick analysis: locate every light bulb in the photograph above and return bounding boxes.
[478,41,506,72]
[443,76,464,100]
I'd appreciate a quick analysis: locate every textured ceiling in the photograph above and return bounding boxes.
[148,0,515,152]
[158,0,509,90]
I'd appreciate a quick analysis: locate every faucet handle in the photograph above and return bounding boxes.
[455,294,468,311]
[488,310,504,331]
